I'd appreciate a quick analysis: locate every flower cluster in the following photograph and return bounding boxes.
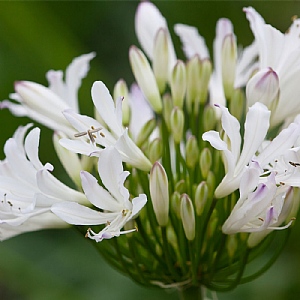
[1,1,300,297]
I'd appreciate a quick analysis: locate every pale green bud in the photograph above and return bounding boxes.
[175,180,186,194]
[170,60,186,109]
[149,138,163,163]
[206,171,216,199]
[136,119,157,148]
[203,105,217,132]
[113,79,130,126]
[153,28,169,93]
[199,148,212,179]
[162,93,173,130]
[222,34,237,99]
[171,191,181,219]
[186,135,199,168]
[195,181,208,216]
[170,107,184,144]
[180,194,195,241]
[199,59,212,105]
[129,46,162,113]
[226,234,238,259]
[150,162,169,226]
[229,88,245,120]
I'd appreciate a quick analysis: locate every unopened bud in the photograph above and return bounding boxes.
[129,46,162,113]
[246,67,279,111]
[136,118,157,148]
[180,194,195,241]
[149,137,163,163]
[170,107,184,144]
[175,180,186,194]
[222,34,237,99]
[186,135,199,168]
[195,181,208,216]
[203,105,217,132]
[226,234,238,259]
[153,29,169,93]
[113,79,130,126]
[199,148,212,179]
[229,88,245,120]
[171,191,181,219]
[162,93,173,130]
[150,162,169,226]
[170,60,186,108]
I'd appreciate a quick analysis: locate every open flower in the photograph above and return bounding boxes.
[203,102,300,198]
[244,7,300,126]
[0,124,87,240]
[1,53,95,136]
[59,81,152,171]
[51,147,147,242]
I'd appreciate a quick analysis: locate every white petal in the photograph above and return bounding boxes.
[91,81,123,137]
[59,138,100,156]
[174,23,209,59]
[131,194,147,218]
[80,171,122,212]
[51,202,116,225]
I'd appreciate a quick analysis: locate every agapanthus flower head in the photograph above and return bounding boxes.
[2,1,300,298]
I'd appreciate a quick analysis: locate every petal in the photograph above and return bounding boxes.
[51,202,116,225]
[174,23,209,59]
[98,147,129,203]
[91,81,123,137]
[131,194,147,218]
[80,171,122,212]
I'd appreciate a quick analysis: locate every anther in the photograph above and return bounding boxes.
[74,127,102,144]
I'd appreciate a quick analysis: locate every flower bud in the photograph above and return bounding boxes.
[175,180,186,194]
[170,60,186,109]
[186,135,199,168]
[229,88,245,120]
[221,34,237,99]
[199,148,212,179]
[180,194,195,241]
[203,105,217,132]
[195,181,208,216]
[170,107,184,144]
[226,234,238,259]
[206,171,216,199]
[150,162,169,226]
[113,79,130,126]
[129,46,162,113]
[136,118,157,148]
[149,137,163,163]
[246,67,279,111]
[162,93,173,130]
[153,29,169,93]
[171,191,181,219]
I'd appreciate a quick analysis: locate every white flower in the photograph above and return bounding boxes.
[59,81,152,171]
[244,7,300,126]
[0,124,87,240]
[1,53,95,136]
[203,102,300,198]
[51,147,147,242]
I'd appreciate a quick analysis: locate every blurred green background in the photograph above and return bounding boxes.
[1,1,300,299]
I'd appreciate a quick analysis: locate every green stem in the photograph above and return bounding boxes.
[178,286,203,300]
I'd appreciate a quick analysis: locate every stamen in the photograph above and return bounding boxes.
[74,127,102,144]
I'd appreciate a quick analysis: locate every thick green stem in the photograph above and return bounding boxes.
[178,286,203,300]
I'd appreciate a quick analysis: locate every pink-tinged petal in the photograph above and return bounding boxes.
[37,169,87,205]
[235,103,270,174]
[135,2,176,69]
[98,147,129,203]
[91,81,123,137]
[174,24,209,60]
[65,52,96,112]
[46,70,65,100]
[80,171,122,212]
[51,202,116,225]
